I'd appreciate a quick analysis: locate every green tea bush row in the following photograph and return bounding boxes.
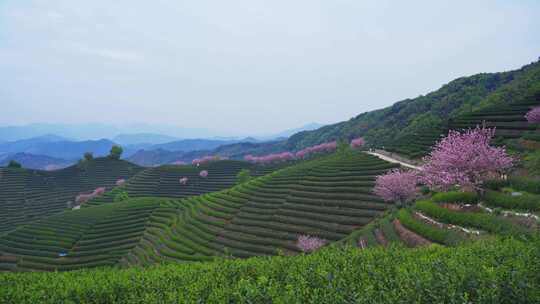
[414,200,530,236]
[2,237,538,303]
[484,190,540,211]
[431,191,479,204]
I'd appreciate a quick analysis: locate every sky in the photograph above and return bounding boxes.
[0,0,539,136]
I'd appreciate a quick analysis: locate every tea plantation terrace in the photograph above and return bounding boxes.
[0,158,143,234]
[0,152,399,271]
[86,160,284,207]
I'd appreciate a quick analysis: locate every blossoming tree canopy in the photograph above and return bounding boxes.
[75,187,107,204]
[373,169,418,205]
[421,126,513,191]
[296,235,327,253]
[179,177,188,185]
[244,152,294,164]
[525,106,540,123]
[116,179,126,186]
[350,137,366,149]
[199,170,209,178]
[295,141,338,158]
[192,156,222,166]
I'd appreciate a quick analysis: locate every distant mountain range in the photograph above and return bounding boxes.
[0,153,72,170]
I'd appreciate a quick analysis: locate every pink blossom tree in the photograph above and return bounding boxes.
[295,141,338,158]
[420,126,513,191]
[525,107,540,124]
[199,170,208,178]
[179,177,188,185]
[245,152,295,164]
[373,169,418,206]
[296,235,327,253]
[116,179,126,186]
[350,137,366,149]
[75,187,106,205]
[192,156,221,166]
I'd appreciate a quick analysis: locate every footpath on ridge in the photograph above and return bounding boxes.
[365,150,422,170]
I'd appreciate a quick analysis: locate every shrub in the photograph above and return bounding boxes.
[83,152,94,161]
[484,179,510,191]
[350,137,366,149]
[373,169,419,206]
[508,176,540,194]
[296,235,327,253]
[179,177,188,185]
[524,150,540,176]
[525,106,540,123]
[7,160,21,169]
[421,127,513,191]
[414,200,529,236]
[236,169,252,184]
[113,190,130,202]
[484,190,540,212]
[397,209,462,245]
[109,145,123,160]
[431,191,479,204]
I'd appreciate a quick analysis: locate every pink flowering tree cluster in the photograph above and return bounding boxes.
[525,107,540,124]
[420,126,513,191]
[179,177,188,185]
[295,141,338,159]
[115,179,126,187]
[350,137,366,149]
[192,156,222,166]
[199,170,209,178]
[75,187,106,205]
[373,169,419,206]
[296,235,327,253]
[244,152,295,164]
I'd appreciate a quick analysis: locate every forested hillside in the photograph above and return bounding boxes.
[285,60,540,151]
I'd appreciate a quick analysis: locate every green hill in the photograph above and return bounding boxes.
[285,60,540,156]
[0,157,143,234]
[0,151,398,271]
[86,160,284,206]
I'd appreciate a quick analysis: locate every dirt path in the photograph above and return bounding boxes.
[365,151,422,170]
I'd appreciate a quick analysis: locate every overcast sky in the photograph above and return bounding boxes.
[1,0,539,136]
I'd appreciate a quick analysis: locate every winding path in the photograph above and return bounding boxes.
[365,151,422,170]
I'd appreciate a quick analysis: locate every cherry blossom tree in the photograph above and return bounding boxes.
[350,137,366,149]
[199,170,209,178]
[116,179,126,186]
[296,235,327,253]
[75,187,106,205]
[244,152,295,164]
[373,169,418,206]
[192,156,221,166]
[420,126,513,191]
[525,107,540,124]
[179,177,188,185]
[295,141,338,158]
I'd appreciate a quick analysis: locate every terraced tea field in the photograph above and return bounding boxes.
[384,127,447,159]
[0,158,143,234]
[86,160,283,206]
[341,183,539,249]
[0,152,399,271]
[449,99,540,139]
[124,152,398,264]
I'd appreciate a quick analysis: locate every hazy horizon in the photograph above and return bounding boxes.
[1,0,539,135]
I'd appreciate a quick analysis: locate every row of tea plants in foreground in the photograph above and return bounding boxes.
[0,237,538,303]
